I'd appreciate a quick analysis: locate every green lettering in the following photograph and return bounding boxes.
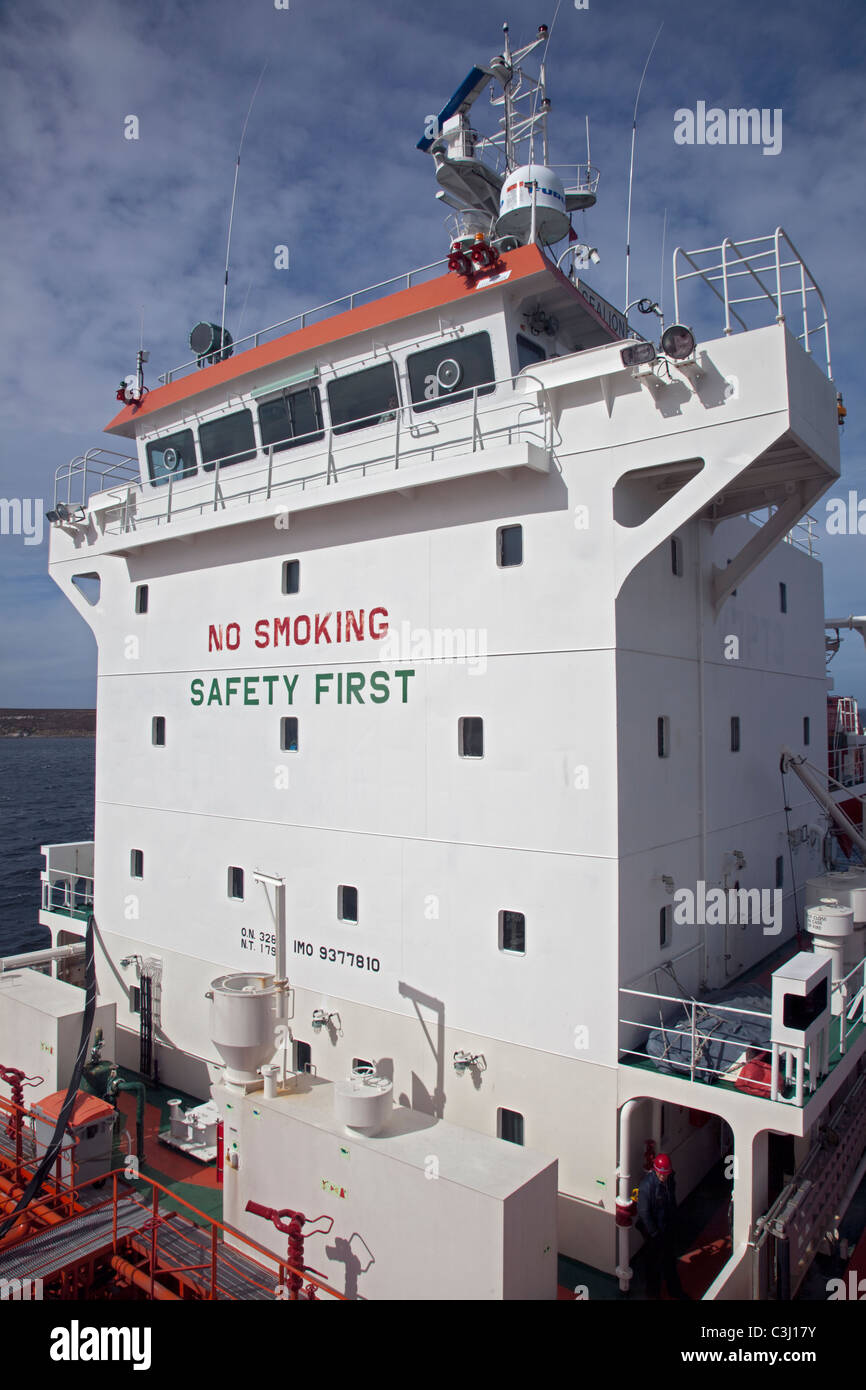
[190,678,204,707]
[282,673,299,703]
[207,679,223,706]
[243,676,259,706]
[262,675,279,705]
[394,669,415,703]
[369,671,389,704]
[316,673,333,704]
[346,672,365,704]
[225,677,241,704]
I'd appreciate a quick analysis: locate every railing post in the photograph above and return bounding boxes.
[689,1001,697,1081]
[150,1184,158,1300]
[213,460,220,511]
[720,239,732,336]
[211,1223,218,1299]
[266,445,274,500]
[112,1172,118,1251]
[394,407,401,470]
[167,474,173,524]
[799,260,810,355]
[774,228,785,324]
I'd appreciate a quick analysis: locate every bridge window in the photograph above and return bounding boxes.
[130,849,143,879]
[779,582,788,613]
[327,362,399,435]
[135,584,148,614]
[731,716,741,752]
[499,910,526,954]
[660,905,672,948]
[671,536,684,576]
[281,717,299,752]
[146,429,197,487]
[228,866,244,900]
[152,716,166,746]
[657,716,670,758]
[338,885,358,923]
[459,716,484,758]
[407,332,495,414]
[294,1040,312,1073]
[282,559,300,595]
[258,386,324,453]
[497,524,523,567]
[498,1108,524,1145]
[803,716,811,746]
[200,409,256,471]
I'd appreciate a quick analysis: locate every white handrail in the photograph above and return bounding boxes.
[672,227,831,376]
[158,258,450,384]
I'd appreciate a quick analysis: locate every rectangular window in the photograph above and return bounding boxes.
[659,904,672,949]
[516,334,546,372]
[657,716,670,758]
[671,535,683,577]
[129,986,141,1015]
[146,428,197,487]
[200,408,257,470]
[726,559,737,598]
[497,524,523,567]
[338,885,358,923]
[130,849,143,879]
[258,385,324,453]
[228,866,244,900]
[407,332,495,414]
[803,716,811,746]
[775,856,784,890]
[731,716,741,752]
[498,1108,524,1146]
[135,584,149,614]
[779,582,788,613]
[499,910,526,954]
[459,716,484,759]
[282,559,300,595]
[293,1040,312,1073]
[281,717,299,752]
[327,362,398,435]
[152,716,166,746]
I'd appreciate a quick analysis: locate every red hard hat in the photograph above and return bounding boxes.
[654,1152,673,1176]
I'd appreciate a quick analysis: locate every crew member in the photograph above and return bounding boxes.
[637,1152,688,1299]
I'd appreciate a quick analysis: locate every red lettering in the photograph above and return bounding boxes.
[208,624,223,652]
[336,612,342,642]
[369,607,389,640]
[346,609,364,641]
[294,615,311,645]
[254,618,270,649]
[273,616,291,647]
[225,622,241,651]
[314,612,332,644]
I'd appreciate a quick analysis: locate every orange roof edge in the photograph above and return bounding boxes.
[104,243,565,437]
[35,1090,115,1126]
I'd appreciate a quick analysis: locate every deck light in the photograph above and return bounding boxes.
[661,323,696,360]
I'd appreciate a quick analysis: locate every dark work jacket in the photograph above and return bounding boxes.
[637,1169,678,1239]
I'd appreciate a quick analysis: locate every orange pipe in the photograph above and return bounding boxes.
[110,1254,180,1301]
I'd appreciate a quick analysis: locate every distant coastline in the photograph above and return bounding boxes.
[0,709,95,738]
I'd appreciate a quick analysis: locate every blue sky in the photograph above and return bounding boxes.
[1,0,864,705]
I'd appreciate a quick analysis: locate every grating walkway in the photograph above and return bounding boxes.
[128,1214,281,1300]
[0,1197,152,1282]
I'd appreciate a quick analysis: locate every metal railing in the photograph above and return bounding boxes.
[40,873,94,920]
[672,228,831,377]
[53,448,139,513]
[619,958,866,1105]
[745,508,819,557]
[158,258,450,385]
[91,372,554,538]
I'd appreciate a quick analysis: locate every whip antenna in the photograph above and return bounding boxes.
[624,24,663,311]
[220,62,268,348]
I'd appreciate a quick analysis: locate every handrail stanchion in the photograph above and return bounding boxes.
[210,1223,218,1299]
[266,445,274,500]
[150,1184,158,1300]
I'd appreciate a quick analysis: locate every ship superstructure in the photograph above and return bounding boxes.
[6,28,866,1299]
